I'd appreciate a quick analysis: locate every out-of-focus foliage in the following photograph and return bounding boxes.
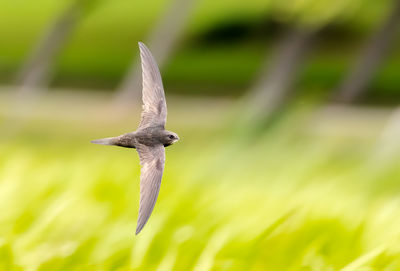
[0,0,398,100]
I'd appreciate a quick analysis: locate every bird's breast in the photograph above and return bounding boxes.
[135,128,166,146]
[136,136,162,146]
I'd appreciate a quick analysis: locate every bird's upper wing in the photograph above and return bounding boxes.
[138,42,167,129]
[135,143,165,234]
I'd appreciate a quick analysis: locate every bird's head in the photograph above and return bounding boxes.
[164,131,179,146]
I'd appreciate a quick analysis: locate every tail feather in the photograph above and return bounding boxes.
[91,137,118,146]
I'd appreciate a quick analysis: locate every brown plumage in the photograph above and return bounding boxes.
[91,42,179,235]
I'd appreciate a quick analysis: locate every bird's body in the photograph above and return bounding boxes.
[94,128,178,149]
[91,42,179,234]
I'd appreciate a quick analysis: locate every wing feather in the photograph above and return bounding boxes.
[135,143,165,234]
[138,42,167,129]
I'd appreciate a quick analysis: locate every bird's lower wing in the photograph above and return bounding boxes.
[135,143,165,234]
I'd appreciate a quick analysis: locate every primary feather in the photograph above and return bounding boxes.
[135,144,165,234]
[138,42,167,129]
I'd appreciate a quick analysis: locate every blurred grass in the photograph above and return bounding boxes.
[1,97,400,270]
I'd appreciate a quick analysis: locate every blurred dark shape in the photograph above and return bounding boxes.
[336,0,400,103]
[244,26,318,124]
[15,1,83,98]
[200,20,253,43]
[194,18,284,45]
[114,0,197,108]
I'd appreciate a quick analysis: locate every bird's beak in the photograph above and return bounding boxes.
[172,136,179,143]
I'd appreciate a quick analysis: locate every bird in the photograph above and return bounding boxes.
[91,42,179,235]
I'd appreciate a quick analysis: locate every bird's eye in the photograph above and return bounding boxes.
[169,135,175,139]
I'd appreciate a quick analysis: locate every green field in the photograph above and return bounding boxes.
[1,94,400,270]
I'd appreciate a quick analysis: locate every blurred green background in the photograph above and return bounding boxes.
[1,0,399,100]
[1,0,400,270]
